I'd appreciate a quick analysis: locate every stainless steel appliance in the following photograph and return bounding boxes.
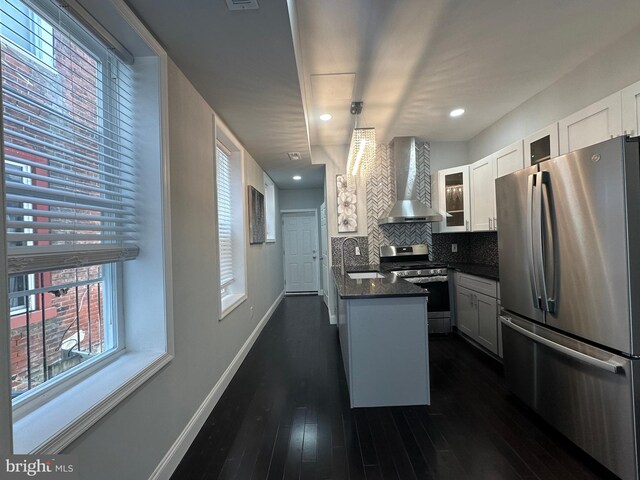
[378,137,443,224]
[496,136,640,480]
[379,245,451,326]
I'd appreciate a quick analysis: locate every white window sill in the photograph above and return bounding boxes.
[12,350,173,454]
[220,293,246,320]
[266,238,276,243]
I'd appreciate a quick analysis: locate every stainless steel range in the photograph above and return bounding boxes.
[379,244,451,333]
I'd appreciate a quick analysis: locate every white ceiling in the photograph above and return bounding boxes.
[125,0,640,189]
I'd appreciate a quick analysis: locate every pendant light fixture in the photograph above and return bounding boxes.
[346,101,375,188]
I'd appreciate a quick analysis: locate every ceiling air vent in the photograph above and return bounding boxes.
[225,0,259,10]
[288,152,302,161]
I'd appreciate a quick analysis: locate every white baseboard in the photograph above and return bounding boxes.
[148,290,285,480]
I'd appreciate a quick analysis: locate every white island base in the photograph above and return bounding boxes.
[337,295,430,408]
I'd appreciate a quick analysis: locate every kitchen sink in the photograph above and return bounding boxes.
[348,272,385,280]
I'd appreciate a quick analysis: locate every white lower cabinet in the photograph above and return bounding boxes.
[456,286,477,338]
[476,291,498,354]
[455,273,500,356]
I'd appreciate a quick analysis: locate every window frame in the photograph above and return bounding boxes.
[2,0,125,409]
[10,263,121,419]
[215,120,247,320]
[0,0,174,455]
[263,173,276,243]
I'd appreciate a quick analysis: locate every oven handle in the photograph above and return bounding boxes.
[406,276,448,283]
[424,276,448,282]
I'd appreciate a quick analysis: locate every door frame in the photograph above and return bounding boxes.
[281,209,321,295]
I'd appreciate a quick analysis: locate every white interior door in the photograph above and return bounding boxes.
[320,203,329,306]
[283,212,319,293]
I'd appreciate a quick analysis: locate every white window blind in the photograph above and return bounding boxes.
[264,174,275,241]
[1,0,138,275]
[216,143,234,289]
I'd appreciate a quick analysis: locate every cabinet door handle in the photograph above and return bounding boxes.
[466,220,470,231]
[489,217,492,230]
[493,217,497,230]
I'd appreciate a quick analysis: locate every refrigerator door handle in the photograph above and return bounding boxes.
[501,316,624,374]
[533,172,550,312]
[526,174,541,309]
[539,171,556,313]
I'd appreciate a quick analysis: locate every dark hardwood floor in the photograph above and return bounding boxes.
[171,296,618,480]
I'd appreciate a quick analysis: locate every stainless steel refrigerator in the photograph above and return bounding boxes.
[496,136,640,480]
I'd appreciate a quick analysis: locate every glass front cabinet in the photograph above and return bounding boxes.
[437,165,470,233]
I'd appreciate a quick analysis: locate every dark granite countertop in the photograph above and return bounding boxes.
[332,265,429,299]
[446,263,500,281]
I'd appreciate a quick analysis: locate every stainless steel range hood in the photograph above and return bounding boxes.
[378,137,443,225]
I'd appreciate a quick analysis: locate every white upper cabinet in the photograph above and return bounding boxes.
[622,80,640,137]
[438,165,470,233]
[524,124,559,165]
[558,92,622,154]
[495,140,524,178]
[470,155,497,232]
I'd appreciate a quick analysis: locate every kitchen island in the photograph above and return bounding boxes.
[333,265,430,408]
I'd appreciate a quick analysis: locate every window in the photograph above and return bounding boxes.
[215,129,246,318]
[0,0,171,454]
[216,142,234,291]
[1,0,135,403]
[0,0,53,66]
[264,173,276,242]
[8,265,115,395]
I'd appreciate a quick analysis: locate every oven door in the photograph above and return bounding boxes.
[414,277,450,313]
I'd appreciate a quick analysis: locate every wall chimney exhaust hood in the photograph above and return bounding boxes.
[378,137,443,225]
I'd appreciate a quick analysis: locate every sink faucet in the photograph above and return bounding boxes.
[340,237,360,275]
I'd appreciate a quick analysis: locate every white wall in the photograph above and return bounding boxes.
[63,59,285,479]
[312,144,368,239]
[468,24,640,161]
[280,187,324,211]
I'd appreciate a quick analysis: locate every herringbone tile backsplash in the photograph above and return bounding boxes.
[366,141,432,264]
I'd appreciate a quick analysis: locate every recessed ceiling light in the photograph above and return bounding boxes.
[449,108,465,117]
[293,175,302,181]
[320,113,332,121]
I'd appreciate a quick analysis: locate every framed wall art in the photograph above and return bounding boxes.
[248,185,265,244]
[337,175,357,233]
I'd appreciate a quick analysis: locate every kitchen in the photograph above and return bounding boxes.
[1,1,640,479]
